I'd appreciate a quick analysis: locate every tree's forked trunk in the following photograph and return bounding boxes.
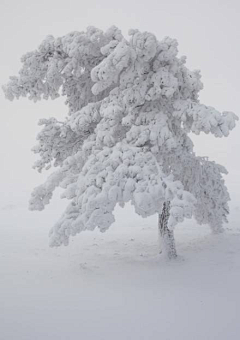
[158,201,177,259]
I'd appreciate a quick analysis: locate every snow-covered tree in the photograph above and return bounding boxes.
[3,26,238,259]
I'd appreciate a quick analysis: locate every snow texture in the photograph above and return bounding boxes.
[3,26,238,247]
[1,186,240,340]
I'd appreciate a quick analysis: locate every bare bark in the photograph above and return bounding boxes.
[158,201,177,259]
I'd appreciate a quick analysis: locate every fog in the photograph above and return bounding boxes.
[1,1,240,339]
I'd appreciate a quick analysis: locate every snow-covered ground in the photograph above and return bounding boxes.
[1,173,240,340]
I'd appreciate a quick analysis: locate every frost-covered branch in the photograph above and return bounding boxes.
[3,26,238,251]
[173,99,238,137]
[49,144,195,246]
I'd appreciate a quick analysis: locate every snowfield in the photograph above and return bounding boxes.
[1,174,240,340]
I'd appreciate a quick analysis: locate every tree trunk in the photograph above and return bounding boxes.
[158,201,177,259]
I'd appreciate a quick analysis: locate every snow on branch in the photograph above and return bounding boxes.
[3,26,238,247]
[173,99,238,137]
[49,144,195,247]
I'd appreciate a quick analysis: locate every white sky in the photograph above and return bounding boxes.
[0,0,239,202]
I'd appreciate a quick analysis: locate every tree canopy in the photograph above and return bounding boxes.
[3,26,238,248]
